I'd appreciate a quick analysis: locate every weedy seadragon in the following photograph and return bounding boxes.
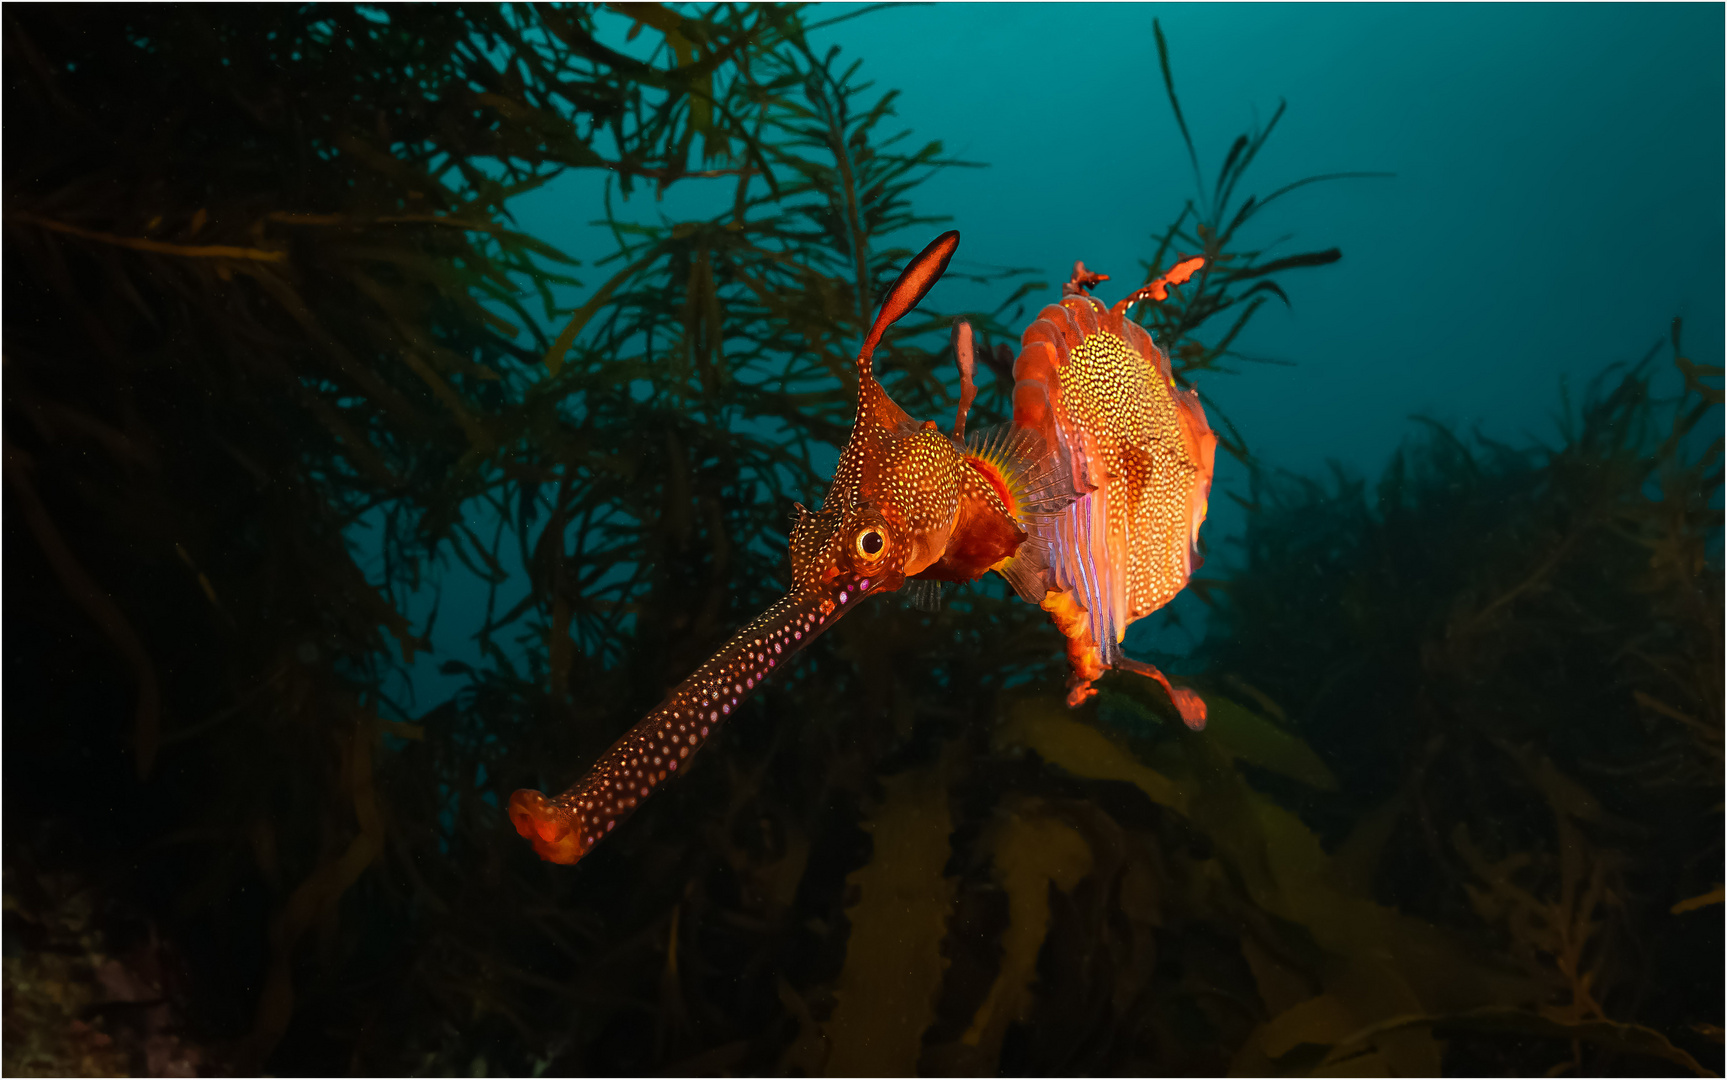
[510,233,1214,865]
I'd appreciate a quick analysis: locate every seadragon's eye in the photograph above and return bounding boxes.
[854,527,886,561]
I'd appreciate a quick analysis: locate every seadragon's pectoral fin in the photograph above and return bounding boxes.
[510,582,862,865]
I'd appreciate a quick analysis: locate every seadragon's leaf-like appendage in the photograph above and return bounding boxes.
[1010,262,1215,727]
[510,581,871,864]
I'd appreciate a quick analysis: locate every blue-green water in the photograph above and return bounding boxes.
[415,1,1722,695]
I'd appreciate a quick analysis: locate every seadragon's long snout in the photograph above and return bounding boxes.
[509,581,873,865]
[513,230,973,866]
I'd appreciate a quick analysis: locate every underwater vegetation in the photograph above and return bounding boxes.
[3,4,1719,1077]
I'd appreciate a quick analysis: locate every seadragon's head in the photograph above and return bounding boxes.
[779,230,1025,603]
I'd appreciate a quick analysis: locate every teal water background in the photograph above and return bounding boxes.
[394,3,1722,701]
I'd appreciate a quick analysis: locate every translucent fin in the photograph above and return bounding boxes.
[1050,487,1128,667]
[965,422,1081,605]
[904,578,943,612]
[995,415,1129,664]
[963,423,1079,516]
[997,535,1052,605]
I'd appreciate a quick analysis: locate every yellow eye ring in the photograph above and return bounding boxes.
[855,528,886,561]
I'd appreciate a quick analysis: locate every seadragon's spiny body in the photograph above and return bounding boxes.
[510,236,1215,866]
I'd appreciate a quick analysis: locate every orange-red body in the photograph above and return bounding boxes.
[509,235,1213,866]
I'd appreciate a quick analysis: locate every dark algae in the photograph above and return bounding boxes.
[4,5,1720,1077]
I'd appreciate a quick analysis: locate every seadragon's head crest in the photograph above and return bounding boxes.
[785,231,966,596]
